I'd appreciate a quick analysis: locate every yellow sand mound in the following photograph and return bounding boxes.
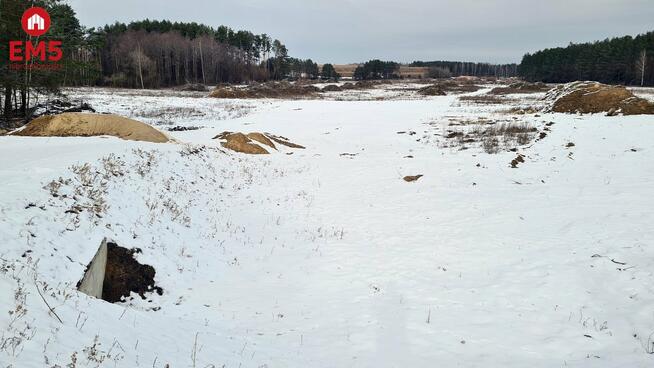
[13,113,170,143]
[218,132,269,154]
[213,131,304,154]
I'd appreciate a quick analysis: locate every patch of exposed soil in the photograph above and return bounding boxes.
[214,132,269,154]
[102,242,163,303]
[213,131,304,154]
[510,154,526,168]
[403,175,423,182]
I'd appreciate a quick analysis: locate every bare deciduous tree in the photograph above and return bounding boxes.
[636,50,647,87]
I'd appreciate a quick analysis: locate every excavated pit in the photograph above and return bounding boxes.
[78,239,163,303]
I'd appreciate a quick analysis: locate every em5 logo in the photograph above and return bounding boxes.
[9,7,62,64]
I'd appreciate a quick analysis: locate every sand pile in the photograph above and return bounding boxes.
[545,81,654,116]
[213,131,304,154]
[209,81,320,99]
[12,113,171,143]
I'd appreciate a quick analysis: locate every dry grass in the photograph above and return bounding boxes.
[442,122,538,154]
[265,133,305,149]
[209,82,320,99]
[459,95,517,105]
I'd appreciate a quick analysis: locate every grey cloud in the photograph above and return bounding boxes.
[67,0,654,63]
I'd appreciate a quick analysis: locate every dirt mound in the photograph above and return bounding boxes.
[321,85,343,92]
[213,131,304,154]
[341,82,356,90]
[418,85,447,96]
[77,240,163,303]
[490,82,549,95]
[216,132,269,154]
[102,242,163,303]
[177,83,208,92]
[354,80,378,89]
[13,113,171,143]
[403,175,423,182]
[209,81,319,99]
[545,81,654,116]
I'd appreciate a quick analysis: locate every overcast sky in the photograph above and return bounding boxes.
[67,0,654,64]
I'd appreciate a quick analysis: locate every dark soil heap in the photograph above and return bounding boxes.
[209,81,320,99]
[545,81,654,116]
[417,85,446,96]
[102,242,163,303]
[489,82,549,95]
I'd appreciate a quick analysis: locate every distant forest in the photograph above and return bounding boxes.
[410,61,519,78]
[0,0,320,122]
[519,31,654,86]
[94,20,325,88]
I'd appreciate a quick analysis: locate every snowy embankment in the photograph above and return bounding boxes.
[1,85,654,367]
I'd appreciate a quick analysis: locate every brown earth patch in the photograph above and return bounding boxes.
[213,131,304,154]
[215,132,269,154]
[403,175,423,182]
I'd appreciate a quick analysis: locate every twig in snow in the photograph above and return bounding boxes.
[34,280,63,324]
[192,332,199,367]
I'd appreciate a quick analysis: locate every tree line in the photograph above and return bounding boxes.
[353,60,400,80]
[0,0,315,124]
[410,60,518,78]
[519,31,654,86]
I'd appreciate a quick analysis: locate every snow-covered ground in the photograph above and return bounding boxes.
[1,84,654,367]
